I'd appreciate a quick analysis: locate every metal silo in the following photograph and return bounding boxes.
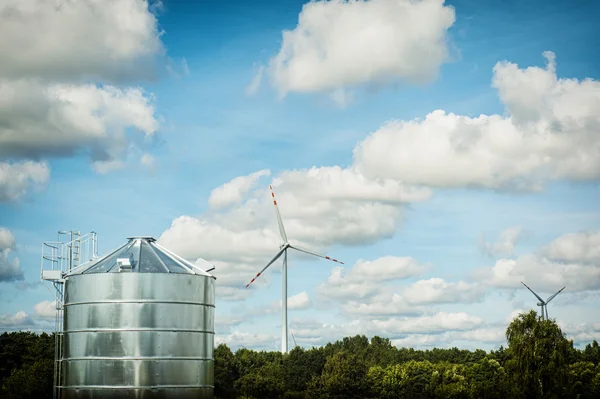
[48,236,215,399]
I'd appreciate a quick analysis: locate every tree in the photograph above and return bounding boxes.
[564,361,599,399]
[283,346,327,395]
[309,351,370,399]
[236,361,285,399]
[505,310,570,398]
[430,362,469,399]
[465,357,512,399]
[583,340,600,365]
[214,343,237,398]
[1,358,54,399]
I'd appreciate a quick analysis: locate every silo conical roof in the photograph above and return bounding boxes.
[65,237,215,277]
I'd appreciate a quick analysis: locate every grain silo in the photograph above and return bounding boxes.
[42,234,215,399]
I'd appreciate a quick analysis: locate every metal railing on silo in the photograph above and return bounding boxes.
[40,230,99,399]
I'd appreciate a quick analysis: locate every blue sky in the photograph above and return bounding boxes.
[1,0,599,351]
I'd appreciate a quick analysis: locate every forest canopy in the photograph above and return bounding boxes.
[1,311,599,399]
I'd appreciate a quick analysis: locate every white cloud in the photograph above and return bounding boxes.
[0,311,33,328]
[340,293,423,317]
[33,300,56,318]
[561,322,600,346]
[0,1,164,181]
[245,65,264,96]
[288,312,484,347]
[506,308,526,323]
[373,312,484,334]
[350,256,429,282]
[474,230,600,293]
[140,153,157,171]
[208,169,271,209]
[0,0,164,82]
[160,216,278,264]
[262,0,455,98]
[542,230,600,264]
[401,278,484,305]
[390,326,506,349]
[354,52,600,190]
[159,167,430,301]
[215,330,279,351]
[162,168,431,260]
[0,227,24,282]
[215,313,246,334]
[0,80,159,165]
[0,161,50,202]
[480,226,523,257]
[316,256,428,301]
[455,326,505,344]
[332,276,483,319]
[0,229,15,251]
[280,291,312,310]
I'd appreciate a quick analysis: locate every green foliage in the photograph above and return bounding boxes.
[506,310,571,398]
[215,343,238,398]
[0,332,55,399]
[283,346,326,393]
[235,360,285,399]
[3,314,600,399]
[308,350,370,398]
[2,359,54,399]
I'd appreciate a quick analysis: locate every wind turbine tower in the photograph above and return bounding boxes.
[245,185,344,354]
[521,281,565,320]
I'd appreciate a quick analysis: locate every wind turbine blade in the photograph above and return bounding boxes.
[245,247,286,288]
[270,185,288,243]
[289,244,344,264]
[546,286,566,304]
[521,281,545,304]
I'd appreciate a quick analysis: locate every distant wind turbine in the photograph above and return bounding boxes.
[521,281,565,320]
[245,185,344,354]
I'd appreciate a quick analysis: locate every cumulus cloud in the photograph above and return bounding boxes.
[0,0,165,183]
[0,228,24,282]
[316,256,428,301]
[0,80,159,164]
[209,169,271,209]
[389,326,505,349]
[340,293,424,318]
[373,312,484,334]
[480,226,523,257]
[260,0,455,100]
[215,331,279,351]
[0,311,33,328]
[561,322,600,346]
[331,275,483,319]
[0,161,50,202]
[474,229,600,293]
[280,291,312,310]
[33,300,56,318]
[215,313,246,334]
[288,312,484,347]
[140,153,157,171]
[542,230,600,264]
[354,52,600,190]
[0,0,164,82]
[400,278,484,305]
[159,167,430,301]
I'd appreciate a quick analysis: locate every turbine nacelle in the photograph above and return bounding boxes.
[537,302,544,306]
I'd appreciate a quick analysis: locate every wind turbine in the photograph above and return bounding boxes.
[521,281,565,320]
[245,185,344,354]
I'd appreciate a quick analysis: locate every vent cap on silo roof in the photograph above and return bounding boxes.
[65,236,215,277]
